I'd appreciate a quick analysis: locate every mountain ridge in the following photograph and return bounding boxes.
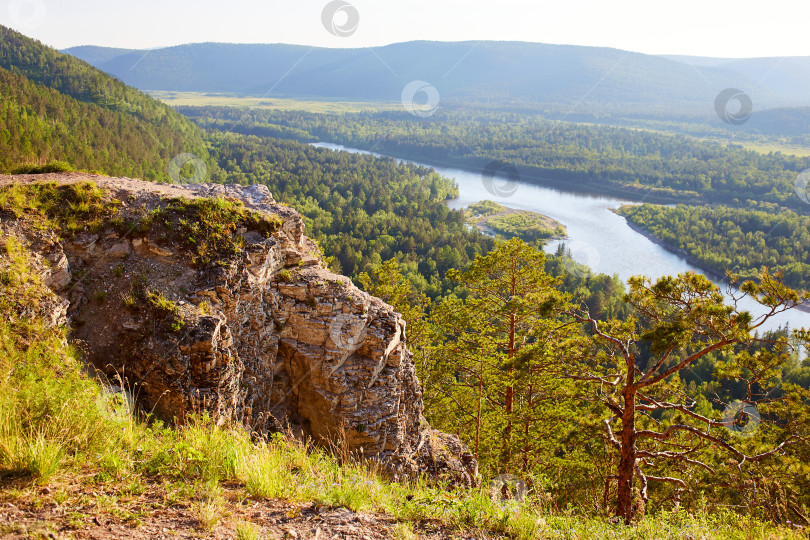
[62,40,809,112]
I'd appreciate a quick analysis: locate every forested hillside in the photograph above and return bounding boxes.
[617,203,810,289]
[206,132,491,296]
[175,105,810,321]
[0,25,210,178]
[203,132,629,314]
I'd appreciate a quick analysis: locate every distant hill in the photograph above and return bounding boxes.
[664,54,810,108]
[60,45,139,66]
[716,57,810,107]
[63,41,800,112]
[659,55,732,67]
[744,106,810,137]
[0,26,210,179]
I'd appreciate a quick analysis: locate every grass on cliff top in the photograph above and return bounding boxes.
[9,161,77,175]
[0,181,119,234]
[0,221,804,538]
[0,181,282,266]
[144,195,282,265]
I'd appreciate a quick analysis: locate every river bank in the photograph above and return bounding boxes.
[617,213,810,315]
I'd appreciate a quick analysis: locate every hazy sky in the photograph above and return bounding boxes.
[2,0,809,58]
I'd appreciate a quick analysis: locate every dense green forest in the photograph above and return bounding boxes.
[206,132,489,297]
[0,25,211,179]
[179,106,810,294]
[617,203,810,289]
[179,107,810,208]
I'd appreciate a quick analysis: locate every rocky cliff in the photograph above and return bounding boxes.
[0,173,477,485]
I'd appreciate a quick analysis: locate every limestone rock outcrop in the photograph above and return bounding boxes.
[0,174,477,486]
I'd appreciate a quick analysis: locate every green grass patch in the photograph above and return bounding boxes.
[145,290,186,332]
[0,183,282,267]
[10,161,76,175]
[0,181,119,235]
[148,196,282,266]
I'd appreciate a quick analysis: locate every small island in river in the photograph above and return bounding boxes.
[465,200,567,245]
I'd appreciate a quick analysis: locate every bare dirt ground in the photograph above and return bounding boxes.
[0,476,482,539]
[0,173,195,200]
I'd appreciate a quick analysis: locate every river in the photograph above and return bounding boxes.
[312,142,810,335]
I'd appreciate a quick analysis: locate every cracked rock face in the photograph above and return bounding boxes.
[4,176,477,486]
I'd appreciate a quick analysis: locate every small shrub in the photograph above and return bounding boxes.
[171,318,186,333]
[236,521,259,540]
[122,292,138,310]
[392,522,417,540]
[11,161,75,175]
[197,301,212,316]
[145,290,185,332]
[192,487,223,532]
